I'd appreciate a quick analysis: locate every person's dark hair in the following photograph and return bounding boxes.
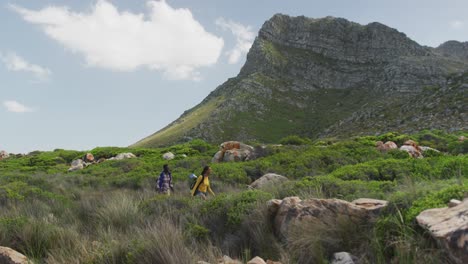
[201,165,211,176]
[163,164,170,173]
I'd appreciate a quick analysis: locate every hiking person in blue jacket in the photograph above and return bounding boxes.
[158,164,173,195]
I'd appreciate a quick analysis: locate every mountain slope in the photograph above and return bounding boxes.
[133,14,468,148]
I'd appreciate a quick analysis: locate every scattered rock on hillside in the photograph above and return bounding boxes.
[0,150,9,160]
[218,255,243,264]
[249,173,289,189]
[0,246,30,264]
[419,146,440,153]
[376,141,398,152]
[268,197,388,239]
[448,199,462,207]
[330,252,355,264]
[212,141,254,163]
[247,256,267,264]
[399,140,423,158]
[68,159,86,172]
[83,153,95,163]
[113,153,136,160]
[162,152,175,160]
[416,199,468,264]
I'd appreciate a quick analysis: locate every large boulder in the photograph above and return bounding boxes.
[68,159,86,172]
[247,256,267,264]
[249,173,289,189]
[0,246,30,264]
[83,153,95,163]
[162,152,175,160]
[268,197,388,239]
[212,141,255,162]
[330,252,355,264]
[416,199,468,264]
[399,145,423,158]
[376,141,398,152]
[0,150,9,160]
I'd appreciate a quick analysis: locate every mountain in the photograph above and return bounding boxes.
[133,14,468,148]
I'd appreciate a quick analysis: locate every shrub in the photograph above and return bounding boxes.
[279,135,312,145]
[405,185,468,222]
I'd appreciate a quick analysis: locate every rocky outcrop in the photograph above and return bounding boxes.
[68,153,137,171]
[249,173,288,189]
[268,197,387,239]
[0,246,30,264]
[376,141,397,152]
[211,141,254,163]
[416,199,468,264]
[399,140,423,158]
[435,41,468,62]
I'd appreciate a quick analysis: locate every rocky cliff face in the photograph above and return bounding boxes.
[133,15,468,148]
[435,40,468,62]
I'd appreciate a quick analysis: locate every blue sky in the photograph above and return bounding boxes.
[1,0,467,153]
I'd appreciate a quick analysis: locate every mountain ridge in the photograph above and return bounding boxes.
[133,14,468,148]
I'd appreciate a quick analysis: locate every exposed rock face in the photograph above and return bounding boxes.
[268,197,388,239]
[0,246,30,264]
[133,15,468,148]
[249,173,288,189]
[436,41,468,62]
[416,199,468,264]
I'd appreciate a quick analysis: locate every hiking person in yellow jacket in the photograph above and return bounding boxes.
[191,166,215,200]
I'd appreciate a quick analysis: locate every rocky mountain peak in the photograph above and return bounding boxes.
[436,40,468,62]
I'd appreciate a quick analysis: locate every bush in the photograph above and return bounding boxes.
[279,135,312,145]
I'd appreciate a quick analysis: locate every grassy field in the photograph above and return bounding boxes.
[0,130,466,263]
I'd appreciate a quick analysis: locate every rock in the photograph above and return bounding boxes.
[266,260,282,264]
[416,199,468,264]
[330,252,355,264]
[249,173,289,189]
[218,255,242,264]
[0,151,9,160]
[97,158,106,163]
[376,141,398,152]
[197,261,211,264]
[222,149,251,162]
[459,136,466,142]
[351,198,388,214]
[162,152,175,160]
[268,197,388,239]
[115,153,136,160]
[0,246,30,264]
[212,141,255,162]
[83,153,95,163]
[211,151,224,163]
[448,199,462,208]
[247,256,267,264]
[399,145,423,158]
[68,159,85,172]
[180,154,188,158]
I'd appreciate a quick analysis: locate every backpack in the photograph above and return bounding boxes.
[188,173,198,190]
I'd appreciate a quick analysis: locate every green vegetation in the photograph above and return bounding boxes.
[0,130,466,263]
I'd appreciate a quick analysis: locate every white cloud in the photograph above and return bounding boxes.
[216,17,255,64]
[1,52,51,80]
[450,20,464,29]
[3,100,34,113]
[10,0,224,81]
